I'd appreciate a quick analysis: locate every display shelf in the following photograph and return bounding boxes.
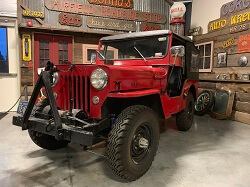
[199,79,250,83]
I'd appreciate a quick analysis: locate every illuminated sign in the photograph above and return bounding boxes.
[22,34,31,61]
[87,0,133,9]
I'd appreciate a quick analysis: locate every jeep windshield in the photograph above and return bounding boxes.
[99,35,168,63]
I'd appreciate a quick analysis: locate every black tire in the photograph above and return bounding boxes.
[28,98,69,150]
[176,92,195,131]
[195,90,215,116]
[108,105,160,181]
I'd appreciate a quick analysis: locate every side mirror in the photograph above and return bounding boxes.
[170,45,185,57]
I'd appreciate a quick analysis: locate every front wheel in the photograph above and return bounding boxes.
[176,92,195,131]
[28,130,70,150]
[108,105,160,181]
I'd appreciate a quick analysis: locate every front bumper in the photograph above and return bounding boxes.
[13,115,94,146]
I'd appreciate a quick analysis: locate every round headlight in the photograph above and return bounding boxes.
[90,68,108,90]
[51,72,59,87]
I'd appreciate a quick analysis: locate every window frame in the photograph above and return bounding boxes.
[82,44,118,64]
[0,27,9,74]
[195,41,214,73]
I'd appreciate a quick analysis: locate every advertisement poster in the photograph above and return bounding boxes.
[238,34,250,53]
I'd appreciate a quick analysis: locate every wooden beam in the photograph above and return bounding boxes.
[235,92,250,102]
[233,101,250,114]
[198,82,216,89]
[230,111,250,125]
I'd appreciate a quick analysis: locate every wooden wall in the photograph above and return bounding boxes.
[19,31,106,99]
[73,33,106,64]
[193,6,250,125]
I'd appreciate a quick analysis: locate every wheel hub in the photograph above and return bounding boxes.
[138,137,149,149]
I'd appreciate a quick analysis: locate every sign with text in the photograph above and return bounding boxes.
[188,26,203,36]
[230,23,249,33]
[222,37,235,48]
[45,0,167,24]
[87,17,136,31]
[23,10,44,19]
[140,23,161,31]
[238,33,250,52]
[59,13,82,26]
[87,0,133,9]
[208,9,250,32]
[220,0,250,17]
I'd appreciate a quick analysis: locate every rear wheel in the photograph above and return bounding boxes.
[28,99,69,150]
[108,105,159,181]
[176,92,195,131]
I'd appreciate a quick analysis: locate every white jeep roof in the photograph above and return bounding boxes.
[100,30,172,41]
[100,30,191,42]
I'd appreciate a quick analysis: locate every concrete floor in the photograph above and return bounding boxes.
[0,113,250,187]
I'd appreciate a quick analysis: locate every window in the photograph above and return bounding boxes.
[39,39,50,68]
[195,41,214,72]
[82,44,118,64]
[0,27,8,73]
[58,40,69,64]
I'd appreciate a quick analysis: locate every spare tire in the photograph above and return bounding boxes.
[195,90,215,116]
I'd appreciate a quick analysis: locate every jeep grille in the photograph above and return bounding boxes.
[60,75,90,113]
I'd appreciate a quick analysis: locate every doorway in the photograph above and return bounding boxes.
[34,34,72,81]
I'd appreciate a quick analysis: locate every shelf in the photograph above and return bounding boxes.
[199,79,250,83]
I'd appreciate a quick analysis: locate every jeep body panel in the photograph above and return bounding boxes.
[12,30,199,148]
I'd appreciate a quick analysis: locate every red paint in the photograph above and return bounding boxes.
[28,61,33,68]
[53,33,198,120]
[34,34,72,82]
[26,20,33,27]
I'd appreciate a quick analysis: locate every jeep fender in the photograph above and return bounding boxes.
[102,90,165,119]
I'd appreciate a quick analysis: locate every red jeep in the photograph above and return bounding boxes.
[13,30,199,181]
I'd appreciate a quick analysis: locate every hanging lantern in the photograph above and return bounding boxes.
[170,2,186,36]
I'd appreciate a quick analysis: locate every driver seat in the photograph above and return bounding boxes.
[167,67,183,97]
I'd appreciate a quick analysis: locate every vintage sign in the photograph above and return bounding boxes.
[208,9,250,32]
[222,37,235,48]
[209,19,227,32]
[188,26,203,36]
[140,23,161,31]
[22,34,31,61]
[170,2,186,18]
[87,0,133,9]
[59,13,82,26]
[238,34,250,52]
[44,0,167,24]
[230,23,249,33]
[220,0,250,17]
[22,10,44,19]
[86,17,136,31]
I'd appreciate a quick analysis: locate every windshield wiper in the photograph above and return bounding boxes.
[134,46,147,62]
